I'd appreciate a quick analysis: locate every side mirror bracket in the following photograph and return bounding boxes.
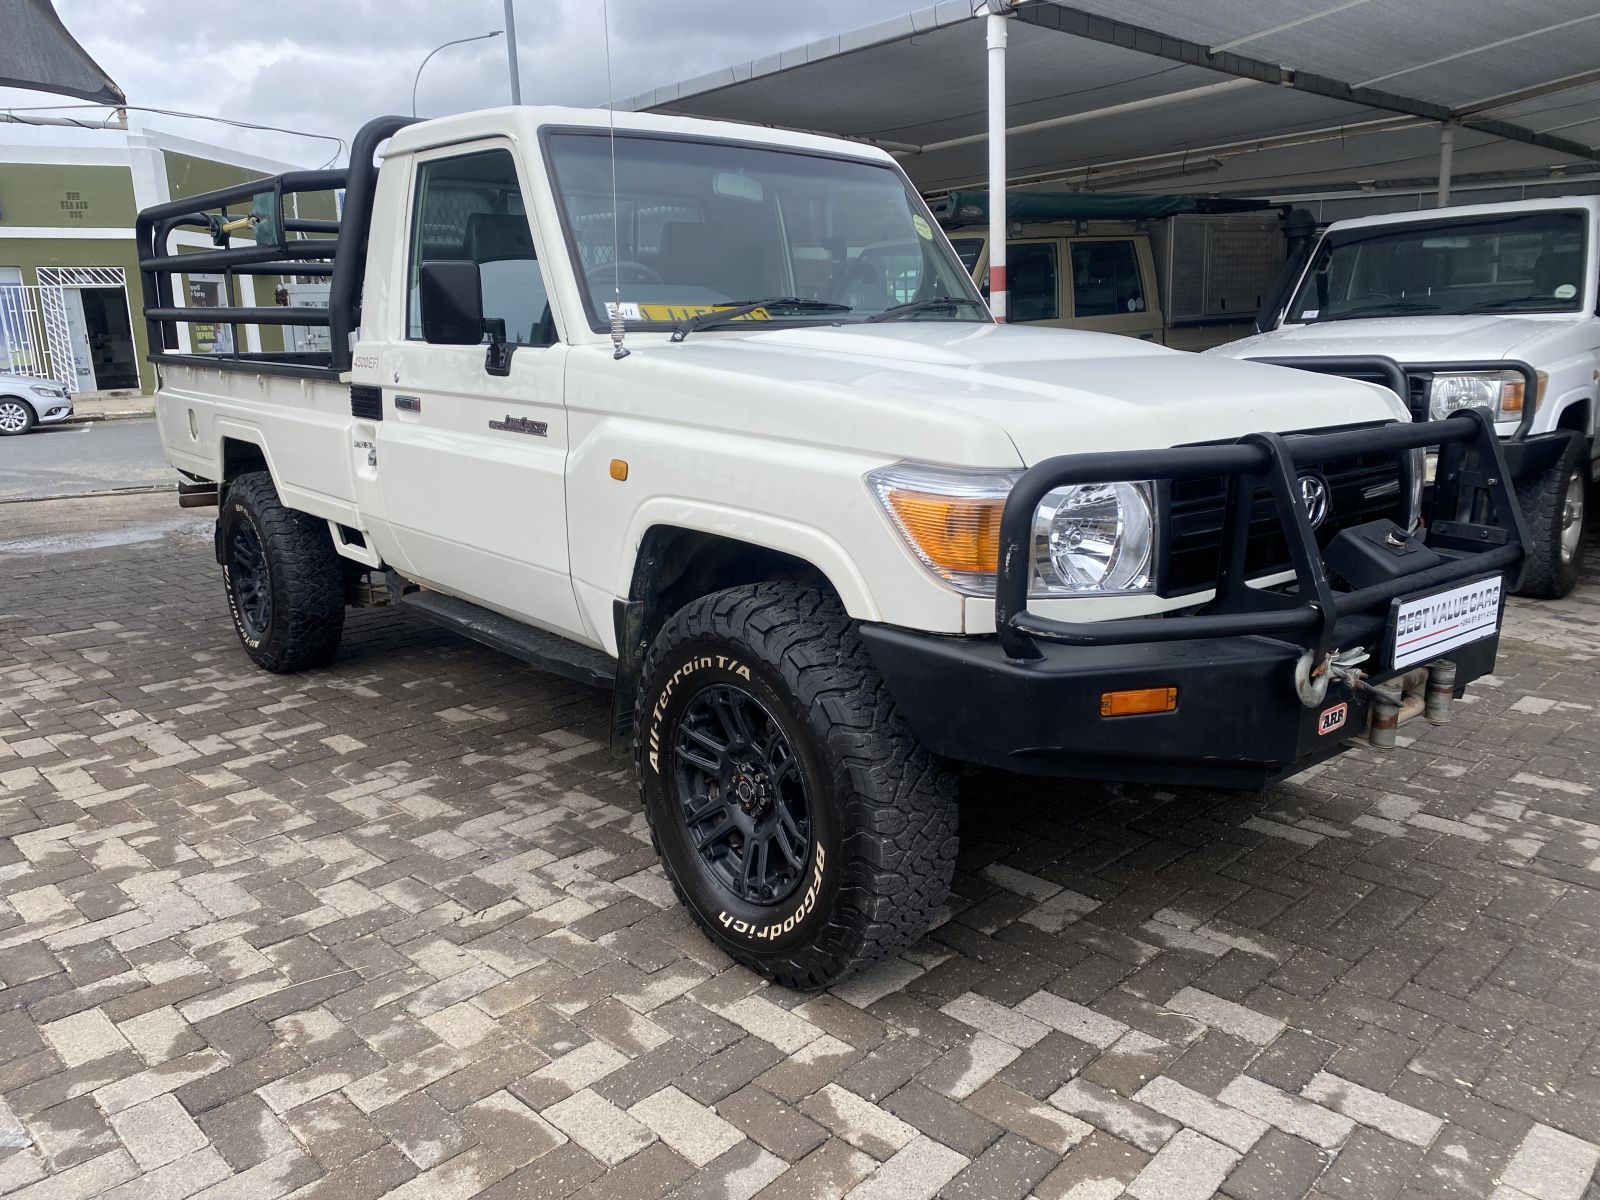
[483,317,515,377]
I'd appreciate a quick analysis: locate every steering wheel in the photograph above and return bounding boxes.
[587,260,661,287]
[1349,291,1393,303]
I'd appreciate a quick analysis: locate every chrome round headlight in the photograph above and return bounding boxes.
[1033,481,1155,593]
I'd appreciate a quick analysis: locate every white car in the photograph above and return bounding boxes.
[0,374,73,435]
[135,106,1524,987]
[1214,196,1598,598]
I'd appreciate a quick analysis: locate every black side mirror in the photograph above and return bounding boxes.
[419,260,484,345]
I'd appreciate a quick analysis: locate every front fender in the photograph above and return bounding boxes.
[618,499,880,622]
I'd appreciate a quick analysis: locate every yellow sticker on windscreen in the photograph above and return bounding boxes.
[636,303,771,322]
[912,215,933,240]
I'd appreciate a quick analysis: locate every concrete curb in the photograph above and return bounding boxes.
[65,410,156,424]
[0,483,177,506]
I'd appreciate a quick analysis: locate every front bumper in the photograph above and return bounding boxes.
[865,409,1524,789]
[861,611,1497,789]
[36,398,74,424]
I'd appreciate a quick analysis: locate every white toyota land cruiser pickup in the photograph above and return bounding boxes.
[139,108,1525,988]
[1215,197,1597,598]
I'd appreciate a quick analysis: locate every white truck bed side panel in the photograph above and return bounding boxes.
[154,361,359,525]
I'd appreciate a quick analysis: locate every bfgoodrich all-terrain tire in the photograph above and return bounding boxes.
[218,471,345,672]
[1515,433,1590,599]
[636,584,958,989]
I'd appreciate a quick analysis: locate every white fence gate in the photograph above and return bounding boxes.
[0,284,68,389]
[0,266,131,394]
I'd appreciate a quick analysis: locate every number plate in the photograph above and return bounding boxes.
[1387,575,1503,670]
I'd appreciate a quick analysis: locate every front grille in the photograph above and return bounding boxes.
[1163,426,1405,593]
[1318,365,1431,422]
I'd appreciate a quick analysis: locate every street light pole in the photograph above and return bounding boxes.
[504,0,522,104]
[412,30,505,118]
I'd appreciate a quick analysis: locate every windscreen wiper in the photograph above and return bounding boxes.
[670,298,851,343]
[1310,300,1441,322]
[866,297,988,323]
[1460,295,1569,312]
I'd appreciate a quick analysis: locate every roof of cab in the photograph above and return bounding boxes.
[381,105,898,165]
[1327,194,1600,234]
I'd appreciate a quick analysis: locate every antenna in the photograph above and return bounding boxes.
[602,0,629,360]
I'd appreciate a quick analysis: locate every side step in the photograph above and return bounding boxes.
[398,590,616,690]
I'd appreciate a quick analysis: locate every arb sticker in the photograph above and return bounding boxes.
[1318,702,1348,735]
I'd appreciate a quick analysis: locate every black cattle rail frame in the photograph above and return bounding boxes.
[993,409,1525,663]
[134,116,416,376]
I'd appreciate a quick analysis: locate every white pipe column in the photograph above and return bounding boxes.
[1437,122,1455,206]
[504,0,522,104]
[987,5,1009,321]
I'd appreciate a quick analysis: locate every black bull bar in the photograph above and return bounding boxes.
[994,409,1526,663]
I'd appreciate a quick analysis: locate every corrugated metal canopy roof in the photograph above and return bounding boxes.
[621,0,1600,198]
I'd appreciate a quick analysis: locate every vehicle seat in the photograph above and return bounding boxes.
[465,212,535,262]
[464,213,554,346]
[658,221,738,297]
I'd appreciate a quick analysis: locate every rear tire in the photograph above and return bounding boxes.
[635,584,958,990]
[0,397,36,436]
[1515,434,1589,599]
[219,471,345,672]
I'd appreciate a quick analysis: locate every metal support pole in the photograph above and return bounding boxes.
[1437,122,1455,207]
[504,0,522,104]
[987,6,1009,322]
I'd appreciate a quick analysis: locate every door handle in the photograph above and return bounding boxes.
[394,395,421,412]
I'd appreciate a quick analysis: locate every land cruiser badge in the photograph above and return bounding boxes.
[489,414,548,437]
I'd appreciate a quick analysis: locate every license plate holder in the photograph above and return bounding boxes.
[1386,574,1504,670]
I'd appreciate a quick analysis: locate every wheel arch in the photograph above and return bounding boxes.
[615,525,861,681]
[218,429,272,483]
[1554,395,1593,439]
[0,392,40,425]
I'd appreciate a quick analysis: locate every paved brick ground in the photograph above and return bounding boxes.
[3,494,1600,1200]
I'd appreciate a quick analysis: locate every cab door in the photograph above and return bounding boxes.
[1064,237,1164,342]
[377,142,585,640]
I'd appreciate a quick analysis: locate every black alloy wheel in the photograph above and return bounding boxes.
[229,518,273,640]
[675,683,812,907]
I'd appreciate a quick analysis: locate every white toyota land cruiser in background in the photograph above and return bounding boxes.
[1215,197,1597,598]
[138,107,1523,988]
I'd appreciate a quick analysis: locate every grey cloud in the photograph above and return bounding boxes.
[38,0,922,163]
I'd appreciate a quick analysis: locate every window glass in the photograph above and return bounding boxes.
[1071,240,1147,317]
[0,267,33,375]
[948,237,985,274]
[407,149,554,346]
[1287,212,1586,321]
[1007,242,1058,322]
[545,132,984,327]
[186,277,233,354]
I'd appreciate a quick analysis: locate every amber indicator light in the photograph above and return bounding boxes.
[1100,687,1178,717]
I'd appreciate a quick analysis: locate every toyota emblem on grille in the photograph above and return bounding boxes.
[1298,472,1331,528]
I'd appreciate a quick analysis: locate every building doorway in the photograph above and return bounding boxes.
[76,287,140,390]
[36,267,140,394]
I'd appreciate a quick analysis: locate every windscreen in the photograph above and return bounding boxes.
[545,131,984,329]
[1287,211,1588,322]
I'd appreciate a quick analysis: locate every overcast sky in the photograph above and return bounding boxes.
[6,0,927,165]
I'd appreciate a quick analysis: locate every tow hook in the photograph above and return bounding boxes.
[1294,646,1369,708]
[1368,659,1456,749]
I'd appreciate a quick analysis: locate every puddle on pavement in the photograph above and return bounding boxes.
[0,515,208,557]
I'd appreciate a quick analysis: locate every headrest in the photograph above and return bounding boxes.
[465,213,535,263]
